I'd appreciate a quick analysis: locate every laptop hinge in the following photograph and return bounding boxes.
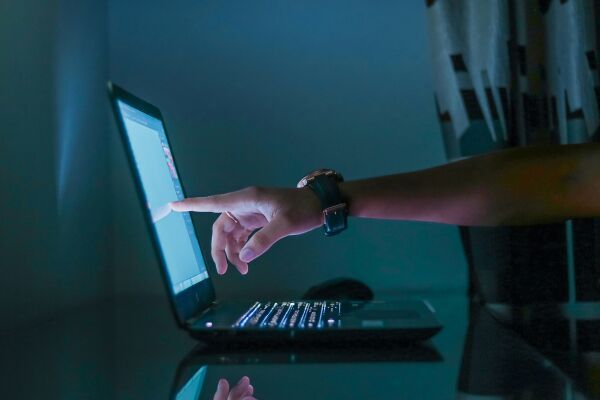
[185,301,219,327]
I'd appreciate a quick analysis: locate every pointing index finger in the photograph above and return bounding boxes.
[170,192,243,213]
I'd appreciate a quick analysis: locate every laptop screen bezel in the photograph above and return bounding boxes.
[108,81,215,326]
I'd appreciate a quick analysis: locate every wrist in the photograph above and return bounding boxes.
[338,180,361,217]
[338,177,406,219]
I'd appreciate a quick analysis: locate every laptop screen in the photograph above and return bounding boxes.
[117,100,208,294]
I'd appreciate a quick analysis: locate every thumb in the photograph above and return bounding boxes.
[240,218,289,262]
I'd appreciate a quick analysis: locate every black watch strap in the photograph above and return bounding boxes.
[305,174,348,236]
[308,175,343,209]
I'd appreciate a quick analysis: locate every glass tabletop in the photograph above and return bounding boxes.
[1,294,597,399]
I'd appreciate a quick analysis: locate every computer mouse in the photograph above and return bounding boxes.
[302,277,374,301]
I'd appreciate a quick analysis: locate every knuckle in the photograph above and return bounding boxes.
[243,186,258,196]
[212,219,220,232]
[251,233,270,249]
[244,185,265,200]
[210,250,223,264]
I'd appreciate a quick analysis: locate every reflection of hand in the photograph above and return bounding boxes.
[213,376,257,400]
[171,187,322,275]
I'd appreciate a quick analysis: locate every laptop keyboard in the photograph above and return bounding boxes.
[233,301,342,329]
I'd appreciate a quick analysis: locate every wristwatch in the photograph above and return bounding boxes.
[297,169,348,236]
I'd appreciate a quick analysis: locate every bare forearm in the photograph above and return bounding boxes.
[340,144,600,226]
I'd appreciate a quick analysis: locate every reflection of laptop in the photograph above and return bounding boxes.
[173,366,207,400]
[170,343,441,400]
[108,82,442,343]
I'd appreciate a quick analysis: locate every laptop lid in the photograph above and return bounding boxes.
[108,82,215,325]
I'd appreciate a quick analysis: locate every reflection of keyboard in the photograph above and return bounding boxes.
[233,301,341,329]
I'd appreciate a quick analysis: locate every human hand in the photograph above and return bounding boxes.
[212,376,257,400]
[170,186,322,275]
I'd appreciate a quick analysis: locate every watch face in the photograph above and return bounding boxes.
[297,169,343,188]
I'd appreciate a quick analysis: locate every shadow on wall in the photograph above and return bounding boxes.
[0,0,111,331]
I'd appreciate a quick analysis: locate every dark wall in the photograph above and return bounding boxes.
[0,0,111,331]
[109,0,468,299]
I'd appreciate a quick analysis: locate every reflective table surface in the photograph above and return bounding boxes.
[1,293,598,399]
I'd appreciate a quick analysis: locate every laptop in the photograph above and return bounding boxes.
[107,82,442,343]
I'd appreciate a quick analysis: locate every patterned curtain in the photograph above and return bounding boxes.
[426,0,600,344]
